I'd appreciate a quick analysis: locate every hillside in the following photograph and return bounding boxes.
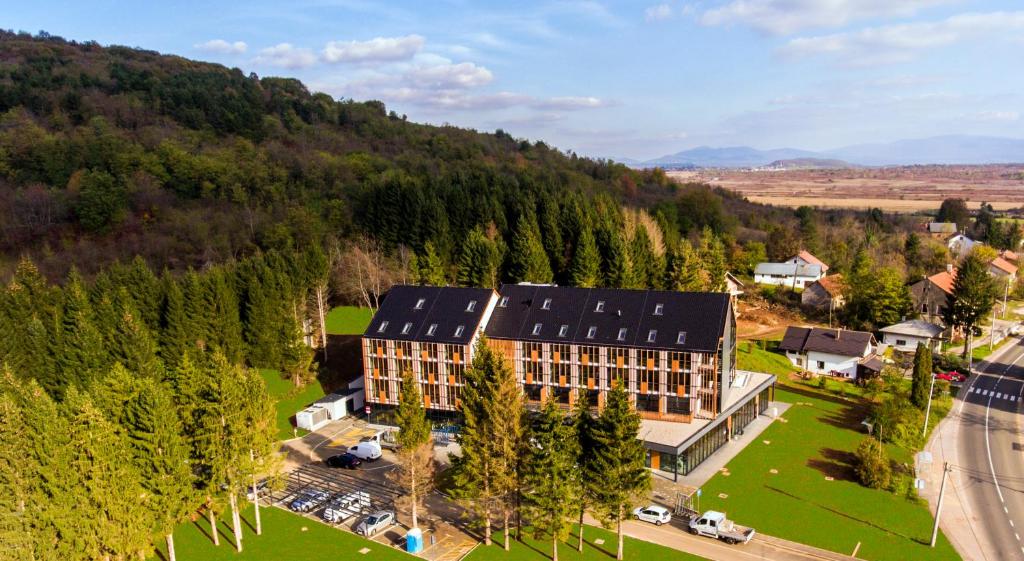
[646,146,819,168]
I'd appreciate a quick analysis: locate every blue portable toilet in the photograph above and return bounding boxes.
[406,527,423,554]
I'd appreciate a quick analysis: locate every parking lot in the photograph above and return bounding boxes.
[268,460,478,561]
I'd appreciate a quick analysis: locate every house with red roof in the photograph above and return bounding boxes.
[988,256,1018,282]
[786,250,829,274]
[910,265,956,324]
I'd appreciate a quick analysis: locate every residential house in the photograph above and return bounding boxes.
[754,262,824,289]
[786,250,829,274]
[725,272,744,297]
[879,320,945,352]
[1000,249,1018,263]
[927,222,957,237]
[988,256,1018,283]
[947,234,977,258]
[778,326,876,378]
[362,284,776,480]
[910,266,956,323]
[801,274,846,311]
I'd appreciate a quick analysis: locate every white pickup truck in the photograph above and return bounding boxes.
[687,510,756,545]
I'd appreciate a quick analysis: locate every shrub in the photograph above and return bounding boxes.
[855,438,892,490]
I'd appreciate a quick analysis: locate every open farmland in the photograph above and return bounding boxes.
[668,165,1024,212]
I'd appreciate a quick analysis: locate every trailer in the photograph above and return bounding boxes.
[687,510,755,545]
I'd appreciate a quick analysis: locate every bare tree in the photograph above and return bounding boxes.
[333,236,395,312]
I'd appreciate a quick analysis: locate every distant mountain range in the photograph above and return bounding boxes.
[623,135,1024,168]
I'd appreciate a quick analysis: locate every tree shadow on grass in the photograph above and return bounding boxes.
[569,526,618,559]
[781,383,862,409]
[765,485,918,541]
[806,447,857,481]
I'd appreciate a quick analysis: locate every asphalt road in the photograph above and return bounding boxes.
[956,337,1024,560]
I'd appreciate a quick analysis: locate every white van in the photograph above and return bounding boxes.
[348,441,383,461]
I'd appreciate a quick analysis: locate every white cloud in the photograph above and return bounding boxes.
[778,11,1024,65]
[645,4,673,22]
[532,96,610,110]
[977,110,1020,122]
[404,62,494,89]
[253,43,317,68]
[194,39,247,54]
[322,34,425,63]
[701,0,952,35]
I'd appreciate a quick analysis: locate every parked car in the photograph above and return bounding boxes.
[246,478,270,501]
[326,453,362,469]
[688,510,755,545]
[935,371,967,383]
[348,441,383,461]
[632,505,671,525]
[1011,324,1022,336]
[322,491,371,524]
[356,510,395,536]
[289,488,330,513]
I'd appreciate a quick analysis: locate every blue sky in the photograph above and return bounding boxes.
[5,0,1024,160]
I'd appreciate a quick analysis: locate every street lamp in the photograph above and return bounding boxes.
[922,371,937,438]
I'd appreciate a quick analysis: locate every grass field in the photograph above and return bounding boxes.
[697,385,959,561]
[326,306,373,335]
[736,340,799,377]
[464,524,708,561]
[972,335,1013,361]
[152,505,413,561]
[259,369,325,440]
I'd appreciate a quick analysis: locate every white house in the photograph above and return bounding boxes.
[786,250,829,274]
[778,326,876,379]
[879,320,945,353]
[947,234,977,258]
[754,262,824,289]
[989,256,1018,283]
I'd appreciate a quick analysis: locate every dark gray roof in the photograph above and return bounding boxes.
[364,285,495,345]
[778,326,875,357]
[485,284,730,353]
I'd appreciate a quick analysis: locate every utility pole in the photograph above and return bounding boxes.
[922,371,937,438]
[991,305,998,351]
[931,462,952,547]
[1003,278,1010,319]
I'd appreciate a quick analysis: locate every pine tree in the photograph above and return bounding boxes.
[390,370,435,529]
[183,269,214,351]
[945,253,998,359]
[457,227,501,288]
[124,255,163,333]
[910,343,932,409]
[110,289,165,378]
[55,269,108,394]
[125,378,196,561]
[159,271,191,367]
[572,392,595,553]
[419,241,448,286]
[507,215,553,284]
[589,383,651,561]
[665,240,703,292]
[628,224,658,289]
[700,229,728,292]
[521,398,577,561]
[206,268,246,363]
[0,392,35,558]
[597,223,631,288]
[569,227,601,288]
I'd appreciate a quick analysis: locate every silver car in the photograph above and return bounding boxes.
[355,510,395,536]
[289,488,330,513]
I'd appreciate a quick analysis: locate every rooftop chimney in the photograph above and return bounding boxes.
[946,263,953,274]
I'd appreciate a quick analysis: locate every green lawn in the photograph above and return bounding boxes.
[464,524,708,561]
[697,385,960,561]
[152,505,413,561]
[972,335,1013,361]
[326,306,373,335]
[736,340,799,377]
[259,369,326,440]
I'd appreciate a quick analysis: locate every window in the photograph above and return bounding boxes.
[896,339,907,346]
[617,328,628,341]
[466,300,477,312]
[816,360,825,370]
[541,298,552,310]
[558,324,569,337]
[647,330,657,343]
[499,296,509,307]
[532,323,543,336]
[377,321,389,333]
[401,322,413,335]
[595,301,606,312]
[676,331,687,345]
[426,324,438,336]
[415,298,426,310]
[654,303,664,316]
[586,326,597,339]
[454,325,465,338]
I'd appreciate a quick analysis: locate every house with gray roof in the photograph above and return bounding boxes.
[753,262,824,289]
[777,326,876,378]
[879,319,945,352]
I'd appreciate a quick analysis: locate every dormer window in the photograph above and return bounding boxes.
[401,322,413,335]
[466,300,477,312]
[558,324,569,337]
[595,301,605,312]
[454,325,465,337]
[499,296,509,307]
[541,298,552,310]
[415,298,426,310]
[426,324,438,336]
[676,331,687,345]
[586,326,597,339]
[617,328,627,341]
[377,321,389,333]
[647,329,657,343]
[654,303,664,316]
[532,323,543,336]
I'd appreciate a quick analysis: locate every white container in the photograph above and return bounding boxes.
[315,393,349,420]
[296,405,331,431]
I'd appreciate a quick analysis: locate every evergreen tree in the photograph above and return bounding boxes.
[699,229,728,292]
[419,241,448,286]
[457,227,501,288]
[159,271,190,367]
[109,289,165,378]
[390,370,435,529]
[182,269,214,351]
[571,392,595,553]
[123,256,163,333]
[0,392,35,558]
[597,223,631,288]
[507,215,553,284]
[589,383,650,561]
[206,268,246,363]
[55,269,107,394]
[945,253,998,359]
[910,343,932,409]
[664,240,703,292]
[521,398,577,561]
[539,196,566,278]
[628,224,657,289]
[569,227,601,288]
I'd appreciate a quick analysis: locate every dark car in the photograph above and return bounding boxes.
[326,453,362,469]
